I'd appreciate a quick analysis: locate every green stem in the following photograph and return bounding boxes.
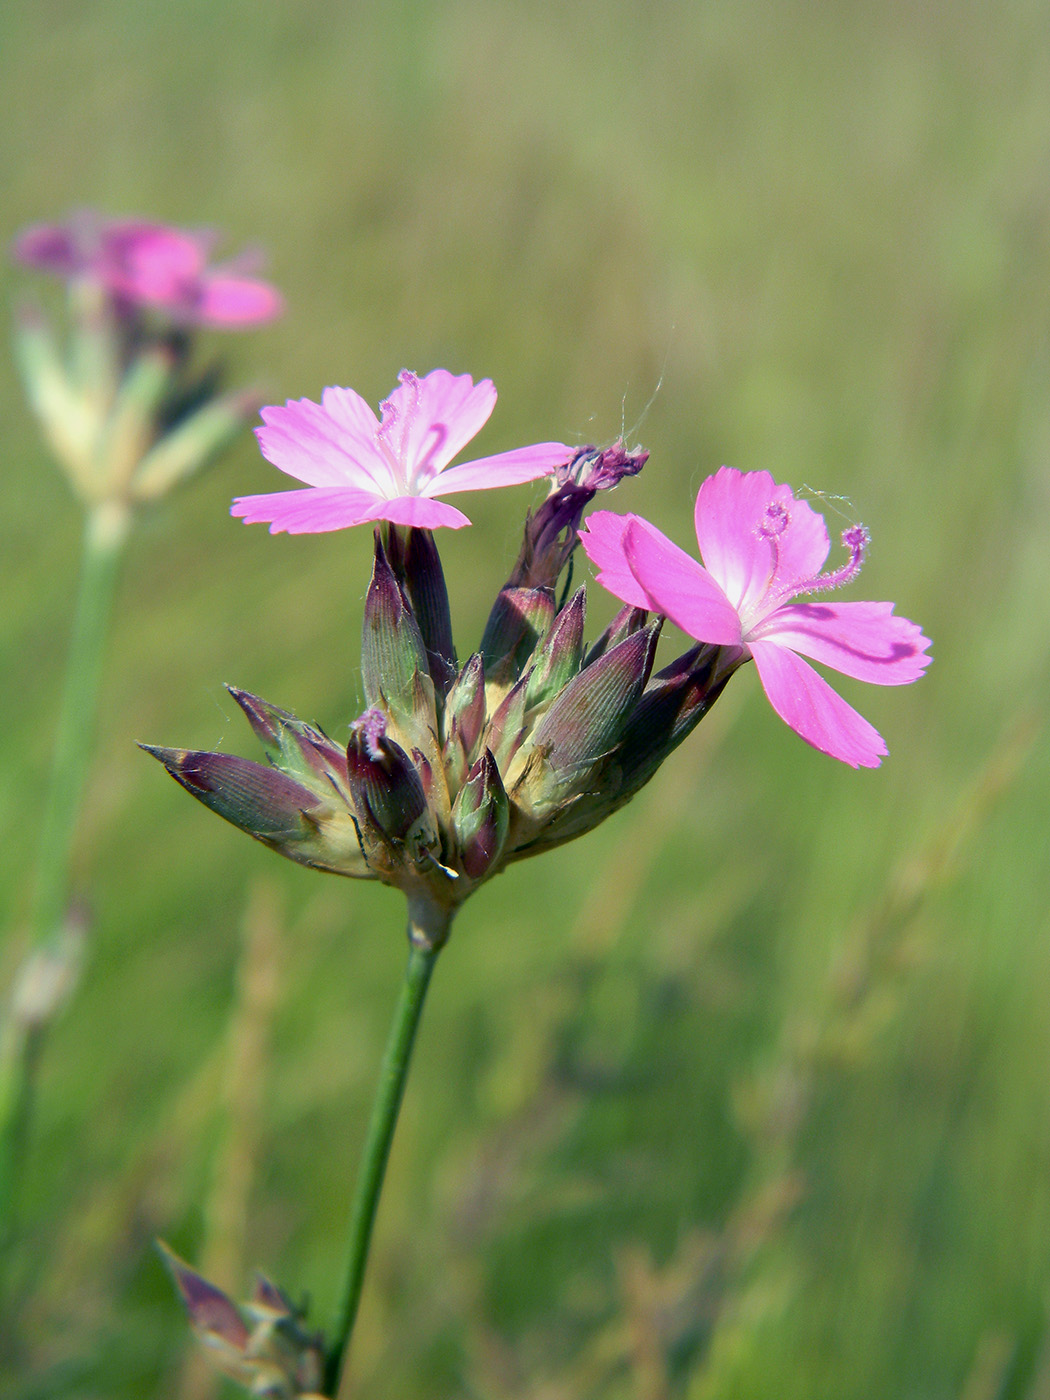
[29,501,130,945]
[324,901,450,1397]
[0,500,129,1256]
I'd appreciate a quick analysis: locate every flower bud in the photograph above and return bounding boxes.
[452,749,510,879]
[384,525,457,693]
[525,587,585,710]
[227,687,349,795]
[481,671,531,773]
[479,585,555,690]
[519,619,661,807]
[142,746,368,877]
[13,304,95,491]
[582,603,649,666]
[507,442,648,590]
[346,708,433,856]
[159,1245,325,1399]
[131,387,262,503]
[442,653,486,790]
[94,342,178,497]
[361,533,435,741]
[614,644,740,798]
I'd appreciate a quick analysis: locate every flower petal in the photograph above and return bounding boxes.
[360,495,471,529]
[749,640,887,767]
[196,275,284,326]
[383,369,498,484]
[695,467,830,617]
[255,399,390,491]
[321,385,382,443]
[13,222,81,276]
[623,519,743,644]
[231,486,381,534]
[424,442,570,496]
[578,511,654,610]
[109,225,207,287]
[752,601,932,685]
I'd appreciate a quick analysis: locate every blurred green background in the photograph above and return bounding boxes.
[2,0,1050,1396]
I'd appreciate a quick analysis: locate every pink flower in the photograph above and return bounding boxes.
[232,368,573,532]
[580,467,931,767]
[13,213,282,328]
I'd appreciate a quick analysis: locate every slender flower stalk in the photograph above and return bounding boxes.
[0,502,128,1249]
[30,502,130,945]
[324,901,449,1396]
[3,210,282,1277]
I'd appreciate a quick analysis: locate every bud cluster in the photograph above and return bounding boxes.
[160,1246,325,1399]
[148,446,740,946]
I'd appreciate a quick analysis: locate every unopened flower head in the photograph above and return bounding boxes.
[160,1246,325,1399]
[508,440,649,590]
[149,491,735,946]
[14,212,283,328]
[231,368,573,533]
[580,466,931,767]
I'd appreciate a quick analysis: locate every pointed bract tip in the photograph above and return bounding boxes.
[156,1242,250,1349]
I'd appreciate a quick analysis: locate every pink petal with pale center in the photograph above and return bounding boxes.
[622,519,744,645]
[424,442,571,496]
[749,640,887,768]
[695,467,830,619]
[751,601,932,685]
[231,487,382,534]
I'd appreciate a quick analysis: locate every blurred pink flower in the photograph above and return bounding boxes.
[232,368,573,532]
[580,467,931,767]
[13,213,282,328]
